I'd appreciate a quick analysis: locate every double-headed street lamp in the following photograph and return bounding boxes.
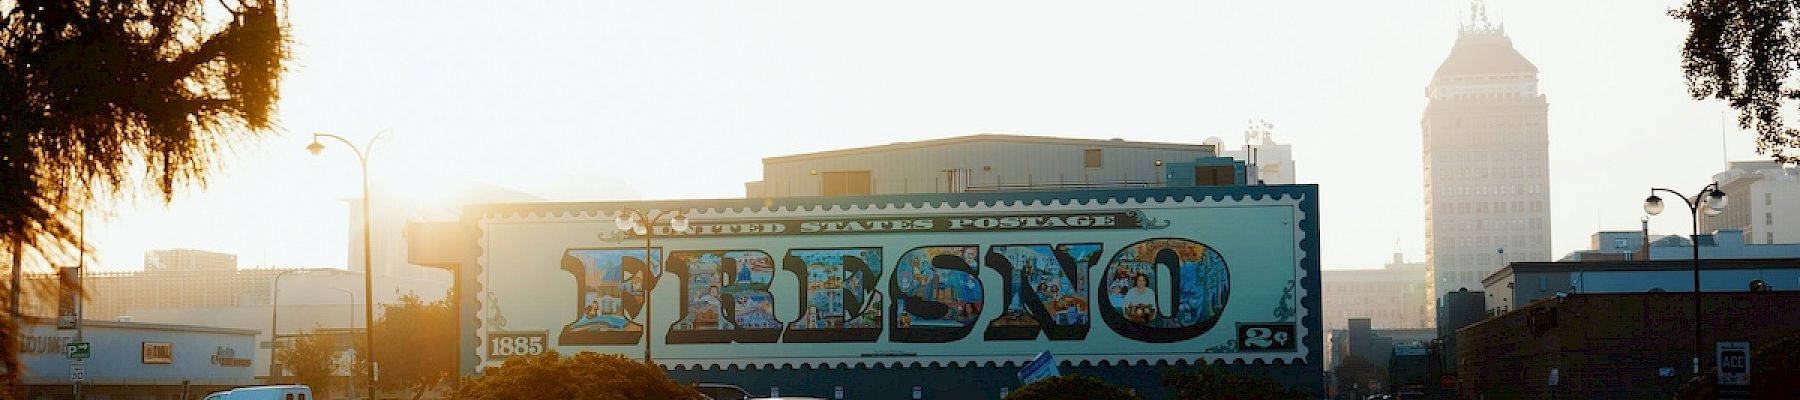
[1643,183,1728,376]
[308,131,385,400]
[608,209,694,364]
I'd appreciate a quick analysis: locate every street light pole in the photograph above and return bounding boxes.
[325,287,354,400]
[310,131,386,400]
[268,268,306,381]
[610,209,693,365]
[1644,183,1728,377]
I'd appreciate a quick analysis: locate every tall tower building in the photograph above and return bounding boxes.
[1422,7,1551,315]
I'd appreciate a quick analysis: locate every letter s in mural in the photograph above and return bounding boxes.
[889,246,983,343]
[1097,238,1231,344]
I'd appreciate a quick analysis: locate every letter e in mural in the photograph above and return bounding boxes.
[781,248,884,343]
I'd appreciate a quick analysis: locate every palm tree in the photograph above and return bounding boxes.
[1,0,290,392]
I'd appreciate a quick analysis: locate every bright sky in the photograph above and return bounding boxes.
[75,0,1763,272]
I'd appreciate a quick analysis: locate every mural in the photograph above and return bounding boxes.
[889,246,983,343]
[782,248,884,342]
[558,248,660,345]
[1098,238,1231,343]
[984,244,1102,341]
[465,188,1316,373]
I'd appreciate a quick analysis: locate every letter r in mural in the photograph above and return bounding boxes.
[666,250,783,344]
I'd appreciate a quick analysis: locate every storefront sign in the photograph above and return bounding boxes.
[21,335,71,354]
[211,346,252,367]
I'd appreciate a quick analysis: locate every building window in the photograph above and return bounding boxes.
[820,171,871,196]
[1768,193,1774,206]
[1769,232,1776,244]
[1084,149,1102,169]
[1768,212,1775,225]
[1193,166,1236,186]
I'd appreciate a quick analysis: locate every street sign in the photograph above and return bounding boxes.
[1016,351,1061,384]
[1717,340,1752,399]
[1717,341,1751,385]
[70,360,85,382]
[65,342,89,359]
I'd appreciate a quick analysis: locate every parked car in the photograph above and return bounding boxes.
[201,385,314,400]
[695,383,751,400]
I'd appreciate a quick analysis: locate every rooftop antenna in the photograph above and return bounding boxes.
[1720,110,1731,169]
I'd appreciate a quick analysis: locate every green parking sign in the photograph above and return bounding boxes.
[66,342,89,359]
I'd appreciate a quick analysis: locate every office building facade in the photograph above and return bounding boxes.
[1421,16,1552,311]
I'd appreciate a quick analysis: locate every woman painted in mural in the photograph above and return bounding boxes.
[1098,238,1232,343]
[1122,273,1157,322]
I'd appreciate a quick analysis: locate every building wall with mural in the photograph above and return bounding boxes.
[409,186,1322,398]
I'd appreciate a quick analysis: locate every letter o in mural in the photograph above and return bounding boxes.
[1097,238,1230,343]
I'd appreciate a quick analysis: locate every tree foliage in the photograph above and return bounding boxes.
[447,350,702,400]
[278,329,344,395]
[1163,364,1307,400]
[0,0,289,388]
[354,292,457,400]
[1674,331,1800,399]
[1004,375,1140,400]
[1671,0,1800,164]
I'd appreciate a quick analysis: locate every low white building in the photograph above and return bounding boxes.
[1702,160,1800,244]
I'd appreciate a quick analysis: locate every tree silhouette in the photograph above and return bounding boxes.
[447,350,702,400]
[278,329,345,395]
[0,0,288,389]
[1164,364,1307,400]
[353,292,456,400]
[1005,375,1140,400]
[1671,1,1800,164]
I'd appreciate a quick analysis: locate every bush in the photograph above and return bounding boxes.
[1164,364,1306,400]
[1004,375,1140,400]
[448,350,701,400]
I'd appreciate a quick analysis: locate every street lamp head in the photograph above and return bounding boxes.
[306,139,325,156]
[614,212,639,231]
[669,213,691,233]
[632,223,648,236]
[1644,194,1665,216]
[1703,206,1722,217]
[1706,190,1728,211]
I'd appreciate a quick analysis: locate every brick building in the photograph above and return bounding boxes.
[1456,292,1800,398]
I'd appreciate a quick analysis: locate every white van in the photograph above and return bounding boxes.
[201,385,314,400]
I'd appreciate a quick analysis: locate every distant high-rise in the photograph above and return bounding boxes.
[1422,8,1551,315]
